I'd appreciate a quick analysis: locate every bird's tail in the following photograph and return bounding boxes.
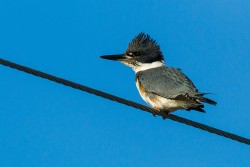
[174,92,217,113]
[196,93,217,105]
[186,93,217,112]
[199,97,217,105]
[186,103,205,113]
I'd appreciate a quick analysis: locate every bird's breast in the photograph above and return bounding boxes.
[136,79,151,104]
[136,79,182,112]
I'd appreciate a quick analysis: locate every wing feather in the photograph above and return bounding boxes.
[137,66,198,99]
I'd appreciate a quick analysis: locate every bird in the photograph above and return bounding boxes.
[100,33,216,118]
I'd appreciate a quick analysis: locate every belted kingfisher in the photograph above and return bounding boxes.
[100,33,216,118]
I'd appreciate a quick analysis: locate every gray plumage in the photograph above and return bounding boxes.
[137,66,197,98]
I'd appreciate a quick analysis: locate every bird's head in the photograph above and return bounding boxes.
[100,33,165,72]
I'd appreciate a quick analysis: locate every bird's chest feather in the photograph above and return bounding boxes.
[136,79,152,105]
[136,79,181,112]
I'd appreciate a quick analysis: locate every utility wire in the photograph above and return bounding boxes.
[0,58,249,145]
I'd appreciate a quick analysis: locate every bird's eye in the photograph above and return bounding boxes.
[127,52,140,57]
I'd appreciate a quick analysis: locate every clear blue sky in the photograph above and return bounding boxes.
[0,0,250,166]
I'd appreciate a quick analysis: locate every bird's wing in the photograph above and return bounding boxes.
[137,66,199,99]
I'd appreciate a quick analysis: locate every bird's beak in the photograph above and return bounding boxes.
[100,54,126,61]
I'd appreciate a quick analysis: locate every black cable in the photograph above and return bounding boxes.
[0,58,249,145]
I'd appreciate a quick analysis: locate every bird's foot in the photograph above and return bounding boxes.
[153,107,169,119]
[160,111,169,120]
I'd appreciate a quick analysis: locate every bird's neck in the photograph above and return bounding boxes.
[133,61,165,73]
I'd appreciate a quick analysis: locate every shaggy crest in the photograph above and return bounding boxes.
[126,33,164,63]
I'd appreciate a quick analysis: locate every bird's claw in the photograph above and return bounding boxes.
[161,111,169,120]
[152,109,169,119]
